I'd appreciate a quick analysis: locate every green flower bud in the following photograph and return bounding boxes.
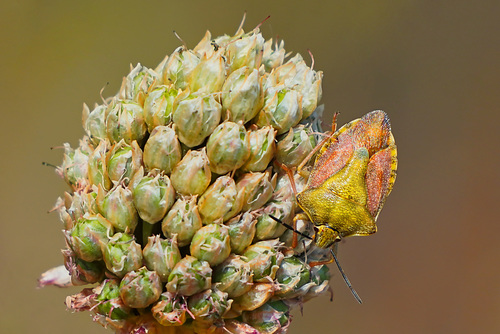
[64,213,113,262]
[240,126,276,172]
[162,47,200,90]
[275,256,311,298]
[223,320,260,334]
[273,54,323,119]
[106,140,143,185]
[213,254,253,298]
[198,175,243,224]
[132,172,175,224]
[119,266,162,308]
[187,288,231,324]
[57,141,90,190]
[206,121,250,175]
[143,235,181,282]
[226,212,257,255]
[303,264,331,302]
[188,48,226,94]
[242,300,290,334]
[143,85,179,132]
[105,99,147,145]
[172,93,222,148]
[254,87,302,135]
[166,256,212,296]
[221,67,263,123]
[161,196,202,247]
[82,103,107,145]
[102,233,143,278]
[151,292,188,326]
[262,39,285,72]
[143,125,182,175]
[95,279,133,321]
[236,170,276,212]
[87,139,112,190]
[225,30,264,73]
[231,283,274,313]
[242,240,283,282]
[276,125,316,167]
[190,224,231,266]
[96,184,138,233]
[118,63,160,106]
[59,189,98,229]
[62,248,105,285]
[170,149,211,196]
[254,201,293,241]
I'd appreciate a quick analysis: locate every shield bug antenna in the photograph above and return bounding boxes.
[269,214,362,304]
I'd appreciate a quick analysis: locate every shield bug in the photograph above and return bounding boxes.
[274,110,397,302]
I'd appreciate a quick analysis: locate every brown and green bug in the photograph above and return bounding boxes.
[274,110,397,302]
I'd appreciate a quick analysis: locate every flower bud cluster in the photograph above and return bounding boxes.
[42,23,332,334]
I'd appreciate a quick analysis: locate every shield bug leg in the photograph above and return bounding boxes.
[296,112,339,179]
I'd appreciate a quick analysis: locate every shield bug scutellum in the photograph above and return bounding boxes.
[273,110,397,303]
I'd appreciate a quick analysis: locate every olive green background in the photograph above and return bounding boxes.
[2,1,499,333]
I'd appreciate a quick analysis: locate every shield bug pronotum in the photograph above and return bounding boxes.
[273,110,397,302]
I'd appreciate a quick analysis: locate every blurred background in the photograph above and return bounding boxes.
[1,0,499,333]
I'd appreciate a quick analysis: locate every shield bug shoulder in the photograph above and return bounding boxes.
[273,110,397,302]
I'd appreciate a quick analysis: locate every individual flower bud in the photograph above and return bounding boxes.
[262,39,285,72]
[170,149,211,196]
[132,171,175,224]
[118,63,160,106]
[275,256,311,298]
[276,125,316,167]
[188,48,226,94]
[273,54,323,120]
[102,233,143,278]
[254,200,293,241]
[206,121,250,175]
[162,47,200,90]
[221,67,263,123]
[225,30,264,73]
[119,266,162,308]
[143,125,182,174]
[303,264,331,302]
[187,288,232,324]
[161,196,202,247]
[87,139,112,190]
[59,189,98,229]
[240,126,276,172]
[106,140,143,185]
[226,212,257,254]
[172,93,222,147]
[96,184,138,233]
[105,99,147,145]
[151,292,188,326]
[198,175,243,224]
[57,141,90,190]
[62,248,105,285]
[242,300,290,334]
[213,254,253,298]
[95,279,133,321]
[231,283,274,313]
[166,256,212,296]
[143,85,179,132]
[82,103,107,145]
[236,170,276,212]
[190,224,231,266]
[254,86,302,135]
[64,213,113,262]
[242,240,283,282]
[143,235,181,282]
